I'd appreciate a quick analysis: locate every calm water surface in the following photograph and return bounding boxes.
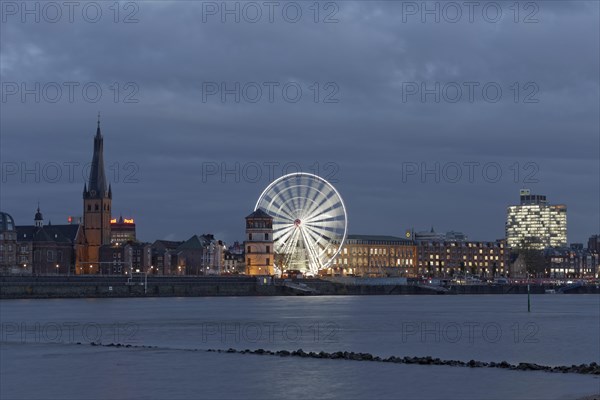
[1,295,599,399]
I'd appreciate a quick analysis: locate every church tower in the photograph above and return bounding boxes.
[82,116,112,273]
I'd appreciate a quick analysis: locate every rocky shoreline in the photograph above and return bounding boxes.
[84,341,600,375]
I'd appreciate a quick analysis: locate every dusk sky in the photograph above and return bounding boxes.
[1,1,598,244]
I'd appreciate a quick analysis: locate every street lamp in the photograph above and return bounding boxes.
[56,264,59,274]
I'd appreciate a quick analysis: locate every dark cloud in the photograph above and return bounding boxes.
[1,1,598,244]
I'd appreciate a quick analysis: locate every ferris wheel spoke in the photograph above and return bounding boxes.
[303,225,334,250]
[303,191,338,222]
[268,186,299,220]
[302,226,330,258]
[281,227,301,259]
[304,211,345,225]
[299,227,323,273]
[268,202,296,222]
[275,225,296,251]
[303,181,326,215]
[302,189,329,221]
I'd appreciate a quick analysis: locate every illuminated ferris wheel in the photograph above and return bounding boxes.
[255,172,348,276]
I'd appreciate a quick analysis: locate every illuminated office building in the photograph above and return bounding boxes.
[506,189,567,249]
[110,216,136,245]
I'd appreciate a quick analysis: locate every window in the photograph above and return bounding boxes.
[249,233,253,240]
[264,233,269,240]
[266,246,270,253]
[247,258,251,266]
[57,251,63,262]
[266,257,270,265]
[87,205,91,211]
[247,246,251,253]
[95,204,99,211]
[47,250,54,262]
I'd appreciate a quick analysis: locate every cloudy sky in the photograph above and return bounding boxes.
[1,1,598,244]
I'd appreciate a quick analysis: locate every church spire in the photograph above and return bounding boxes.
[96,112,101,137]
[86,115,108,198]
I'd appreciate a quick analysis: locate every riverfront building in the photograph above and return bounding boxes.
[244,209,274,275]
[328,235,417,277]
[416,240,507,278]
[506,189,567,249]
[15,207,85,275]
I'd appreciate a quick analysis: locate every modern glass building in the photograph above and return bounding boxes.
[506,189,567,249]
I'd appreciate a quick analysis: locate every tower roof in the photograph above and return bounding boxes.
[246,209,273,219]
[86,116,109,198]
[34,205,43,221]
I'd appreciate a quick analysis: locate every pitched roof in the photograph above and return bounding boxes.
[16,224,80,243]
[345,234,413,244]
[246,209,273,219]
[177,235,208,251]
[152,240,184,250]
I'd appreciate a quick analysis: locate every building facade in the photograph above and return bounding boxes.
[416,240,507,279]
[99,241,151,275]
[328,235,417,277]
[151,240,184,275]
[506,189,567,249]
[244,209,274,275]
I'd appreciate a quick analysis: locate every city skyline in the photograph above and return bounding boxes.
[2,2,598,245]
[0,121,594,246]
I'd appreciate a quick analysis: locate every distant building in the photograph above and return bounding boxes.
[16,207,86,275]
[416,240,507,278]
[0,212,19,274]
[413,227,468,243]
[67,216,82,225]
[99,241,151,275]
[329,235,417,277]
[543,247,583,279]
[506,189,567,249]
[413,227,446,243]
[244,209,274,275]
[224,251,245,274]
[228,241,244,255]
[173,234,226,275]
[588,235,600,253]
[110,216,136,245]
[151,240,184,275]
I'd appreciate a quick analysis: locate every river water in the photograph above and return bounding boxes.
[1,295,599,399]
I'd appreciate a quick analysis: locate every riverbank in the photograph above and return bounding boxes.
[1,276,598,299]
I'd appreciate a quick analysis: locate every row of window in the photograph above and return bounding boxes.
[247,246,271,253]
[86,203,111,211]
[248,233,270,241]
